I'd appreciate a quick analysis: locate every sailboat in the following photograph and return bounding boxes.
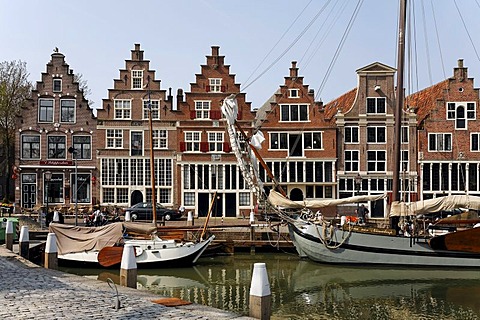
[221,0,480,267]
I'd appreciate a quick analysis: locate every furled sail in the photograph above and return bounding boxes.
[390,195,480,217]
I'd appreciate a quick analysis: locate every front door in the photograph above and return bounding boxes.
[371,198,385,218]
[225,193,236,217]
[21,174,36,209]
[131,190,143,206]
[289,134,302,157]
[198,193,210,217]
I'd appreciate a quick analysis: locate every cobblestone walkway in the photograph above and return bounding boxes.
[0,247,253,319]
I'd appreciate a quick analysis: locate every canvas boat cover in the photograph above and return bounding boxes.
[267,189,387,209]
[390,195,480,217]
[49,222,157,255]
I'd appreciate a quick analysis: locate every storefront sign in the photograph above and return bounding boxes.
[40,160,73,166]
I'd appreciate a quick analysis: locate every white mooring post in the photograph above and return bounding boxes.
[5,220,14,251]
[124,211,131,222]
[120,244,137,289]
[249,262,271,320]
[187,211,194,226]
[44,233,58,270]
[19,225,30,260]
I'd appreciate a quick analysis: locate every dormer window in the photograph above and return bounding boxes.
[447,102,476,129]
[131,70,143,89]
[53,79,62,92]
[289,89,299,98]
[280,104,308,121]
[207,78,222,92]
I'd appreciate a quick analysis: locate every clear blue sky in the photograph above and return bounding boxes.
[2,0,480,110]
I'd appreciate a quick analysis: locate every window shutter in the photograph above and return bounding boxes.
[206,85,211,92]
[180,142,186,152]
[410,193,418,202]
[223,142,231,153]
[190,110,196,119]
[200,142,209,152]
[221,85,226,92]
[210,110,221,120]
[237,110,243,120]
[387,192,393,205]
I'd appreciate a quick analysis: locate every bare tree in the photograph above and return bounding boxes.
[73,73,94,108]
[0,60,31,202]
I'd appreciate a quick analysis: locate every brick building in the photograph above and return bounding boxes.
[15,50,97,215]
[324,62,417,218]
[255,61,337,214]
[96,44,176,209]
[176,46,256,218]
[409,59,480,199]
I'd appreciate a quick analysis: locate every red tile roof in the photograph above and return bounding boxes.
[406,80,449,124]
[323,88,357,120]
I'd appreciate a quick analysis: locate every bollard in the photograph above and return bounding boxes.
[5,220,14,251]
[44,233,58,270]
[19,225,30,260]
[125,211,131,222]
[250,211,255,224]
[249,262,271,320]
[187,211,194,226]
[53,210,60,223]
[250,212,256,254]
[120,244,137,289]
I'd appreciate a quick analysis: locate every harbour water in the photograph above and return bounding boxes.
[61,253,480,319]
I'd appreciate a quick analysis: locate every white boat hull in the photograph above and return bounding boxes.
[58,235,215,267]
[288,221,480,267]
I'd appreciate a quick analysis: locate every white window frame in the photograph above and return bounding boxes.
[53,79,62,92]
[428,133,452,152]
[106,129,123,149]
[185,131,201,152]
[153,129,168,149]
[366,97,386,114]
[131,70,143,89]
[208,132,224,152]
[130,131,144,156]
[289,89,299,98]
[195,101,210,119]
[269,132,288,150]
[344,150,359,172]
[401,126,409,143]
[401,150,409,172]
[471,133,480,152]
[60,99,76,123]
[208,78,222,92]
[38,98,54,123]
[345,126,359,144]
[72,135,92,160]
[303,132,322,150]
[21,134,40,160]
[447,102,476,130]
[367,150,386,172]
[367,126,386,143]
[280,104,309,122]
[143,99,160,120]
[114,99,131,119]
[47,135,67,159]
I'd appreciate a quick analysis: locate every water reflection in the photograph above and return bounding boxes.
[61,253,480,319]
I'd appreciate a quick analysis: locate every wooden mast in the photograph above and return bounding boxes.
[393,0,407,203]
[147,76,158,226]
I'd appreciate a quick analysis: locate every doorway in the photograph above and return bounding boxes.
[131,190,143,206]
[290,188,304,201]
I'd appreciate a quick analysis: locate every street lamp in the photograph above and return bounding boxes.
[68,147,78,226]
[45,171,52,226]
[355,173,362,219]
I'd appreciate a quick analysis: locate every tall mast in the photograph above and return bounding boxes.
[147,76,158,225]
[393,0,407,202]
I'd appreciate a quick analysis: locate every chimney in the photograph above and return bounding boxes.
[458,59,464,68]
[132,43,144,61]
[290,61,298,78]
[168,87,173,109]
[176,88,184,110]
[212,46,220,56]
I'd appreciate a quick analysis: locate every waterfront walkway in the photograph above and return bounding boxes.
[0,247,253,319]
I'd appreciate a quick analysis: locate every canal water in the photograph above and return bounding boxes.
[61,253,480,319]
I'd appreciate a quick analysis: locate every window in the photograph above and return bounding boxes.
[48,136,66,159]
[143,100,160,119]
[153,130,168,149]
[208,132,224,152]
[195,101,210,119]
[289,89,299,98]
[447,102,476,129]
[71,173,90,203]
[280,104,308,121]
[21,135,40,159]
[185,132,200,151]
[239,192,250,206]
[106,129,123,148]
[130,131,143,156]
[270,133,288,149]
[401,126,409,143]
[304,132,322,149]
[472,133,480,151]
[60,99,75,123]
[73,136,91,159]
[53,79,62,92]
[367,150,386,172]
[208,78,222,92]
[45,173,64,204]
[114,99,131,119]
[184,192,195,206]
[366,97,386,113]
[345,126,359,143]
[345,150,359,171]
[117,188,129,204]
[401,150,409,172]
[39,99,54,122]
[103,188,115,203]
[131,70,143,89]
[367,126,386,143]
[428,133,452,151]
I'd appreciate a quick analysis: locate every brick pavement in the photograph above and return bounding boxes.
[0,247,253,320]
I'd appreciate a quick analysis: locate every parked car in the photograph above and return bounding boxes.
[124,202,182,221]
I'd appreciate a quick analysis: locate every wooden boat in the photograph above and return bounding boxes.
[49,222,214,267]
